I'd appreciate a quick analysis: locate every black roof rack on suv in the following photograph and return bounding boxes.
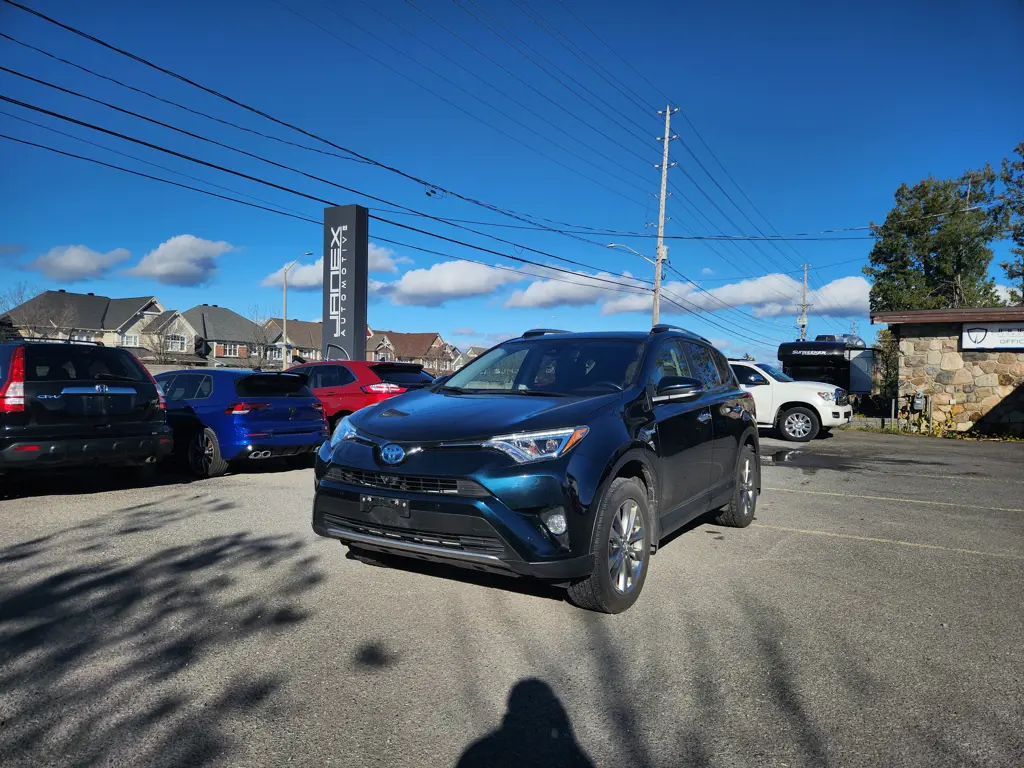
[4,336,105,346]
[650,324,711,343]
[521,328,571,338]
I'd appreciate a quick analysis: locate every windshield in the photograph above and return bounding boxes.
[443,338,644,396]
[755,363,794,382]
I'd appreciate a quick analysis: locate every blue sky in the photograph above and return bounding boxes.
[1,0,1021,359]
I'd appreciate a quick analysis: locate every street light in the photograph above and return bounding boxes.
[282,251,313,366]
[606,243,667,324]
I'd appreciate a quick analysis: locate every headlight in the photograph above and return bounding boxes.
[817,391,834,401]
[329,415,358,448]
[483,427,589,463]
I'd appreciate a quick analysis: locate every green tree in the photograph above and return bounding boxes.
[999,143,1024,305]
[864,167,1005,312]
[873,329,900,399]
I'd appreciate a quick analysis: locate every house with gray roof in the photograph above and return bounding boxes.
[1,289,164,347]
[182,304,264,367]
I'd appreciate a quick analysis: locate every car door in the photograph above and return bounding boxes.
[730,363,773,425]
[313,364,360,415]
[683,343,742,493]
[161,373,204,441]
[646,339,714,530]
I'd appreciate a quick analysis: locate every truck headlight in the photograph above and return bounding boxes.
[483,427,589,463]
[817,391,834,402]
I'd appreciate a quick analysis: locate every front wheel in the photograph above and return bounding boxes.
[567,477,651,614]
[778,406,820,442]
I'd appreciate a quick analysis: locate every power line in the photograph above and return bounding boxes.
[272,0,654,202]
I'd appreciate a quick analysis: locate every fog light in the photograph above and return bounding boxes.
[542,509,568,536]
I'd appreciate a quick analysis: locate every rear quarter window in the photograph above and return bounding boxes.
[235,373,311,398]
[371,364,433,385]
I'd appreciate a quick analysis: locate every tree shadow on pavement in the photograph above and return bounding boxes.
[456,678,594,768]
[0,495,325,767]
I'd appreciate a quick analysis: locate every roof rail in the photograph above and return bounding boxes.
[18,336,105,346]
[521,328,571,338]
[650,323,684,334]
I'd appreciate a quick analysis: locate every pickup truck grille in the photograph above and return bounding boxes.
[325,466,488,497]
[835,390,849,406]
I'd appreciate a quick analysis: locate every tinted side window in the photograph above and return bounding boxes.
[682,342,722,389]
[24,346,148,382]
[650,341,693,387]
[165,373,201,401]
[712,350,735,386]
[195,375,214,399]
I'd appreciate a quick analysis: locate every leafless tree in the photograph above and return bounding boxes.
[142,316,183,365]
[0,282,77,340]
[246,305,275,369]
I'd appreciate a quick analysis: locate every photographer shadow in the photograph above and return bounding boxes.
[456,678,594,768]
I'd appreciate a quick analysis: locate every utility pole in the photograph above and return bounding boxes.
[282,251,313,366]
[654,105,678,326]
[796,262,811,341]
[850,320,858,336]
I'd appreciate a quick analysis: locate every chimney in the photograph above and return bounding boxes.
[58,289,66,293]
[202,303,208,306]
[212,304,219,307]
[87,292,94,296]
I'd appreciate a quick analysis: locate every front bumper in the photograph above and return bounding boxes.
[819,406,853,427]
[312,441,595,580]
[0,428,173,469]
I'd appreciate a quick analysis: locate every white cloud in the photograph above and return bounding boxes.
[369,243,411,273]
[125,235,233,286]
[995,284,1013,303]
[383,260,521,306]
[261,243,412,289]
[601,273,870,319]
[701,267,714,276]
[28,245,131,281]
[506,269,642,308]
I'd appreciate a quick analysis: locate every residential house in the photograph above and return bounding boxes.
[365,329,461,375]
[138,310,206,366]
[264,318,323,366]
[1,288,165,347]
[182,304,263,367]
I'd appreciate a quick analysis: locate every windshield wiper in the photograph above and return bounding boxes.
[93,373,141,382]
[507,389,568,397]
[438,385,467,394]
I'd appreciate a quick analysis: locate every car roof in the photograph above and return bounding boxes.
[289,360,375,368]
[501,328,710,344]
[156,368,304,378]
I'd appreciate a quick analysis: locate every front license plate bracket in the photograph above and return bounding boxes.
[360,494,410,518]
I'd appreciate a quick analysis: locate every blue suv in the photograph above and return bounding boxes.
[312,326,759,613]
[157,369,328,477]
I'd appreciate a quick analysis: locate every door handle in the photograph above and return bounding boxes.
[697,412,712,423]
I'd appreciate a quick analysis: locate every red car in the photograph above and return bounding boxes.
[287,361,433,429]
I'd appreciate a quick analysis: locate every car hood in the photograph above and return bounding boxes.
[774,380,843,394]
[351,388,620,442]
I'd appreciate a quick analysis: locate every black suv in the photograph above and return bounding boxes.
[0,340,172,476]
[312,326,759,613]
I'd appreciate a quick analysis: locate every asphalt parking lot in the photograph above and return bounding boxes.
[1,430,1022,767]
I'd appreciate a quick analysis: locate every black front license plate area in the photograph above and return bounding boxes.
[360,493,410,518]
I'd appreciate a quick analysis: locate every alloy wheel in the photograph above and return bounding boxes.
[739,456,756,517]
[784,412,812,439]
[189,433,214,475]
[608,499,645,594]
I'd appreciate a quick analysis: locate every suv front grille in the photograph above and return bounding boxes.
[325,466,488,497]
[323,514,505,556]
[835,390,850,406]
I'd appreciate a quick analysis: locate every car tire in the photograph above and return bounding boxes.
[188,427,229,478]
[567,477,651,614]
[778,406,820,442]
[713,444,758,528]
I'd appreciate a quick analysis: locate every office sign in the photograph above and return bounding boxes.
[961,322,1024,350]
[322,205,369,362]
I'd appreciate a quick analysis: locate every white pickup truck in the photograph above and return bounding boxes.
[728,361,852,441]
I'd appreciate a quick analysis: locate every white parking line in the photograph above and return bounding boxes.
[752,523,1023,560]
[764,486,1024,514]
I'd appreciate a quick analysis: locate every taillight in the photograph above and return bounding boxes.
[225,402,270,415]
[361,383,405,394]
[139,363,166,409]
[0,346,26,412]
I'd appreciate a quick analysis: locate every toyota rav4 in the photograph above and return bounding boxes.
[312,326,760,613]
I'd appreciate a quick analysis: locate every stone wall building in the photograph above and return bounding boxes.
[871,307,1024,434]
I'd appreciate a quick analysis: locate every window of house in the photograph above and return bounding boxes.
[222,343,239,357]
[120,334,139,347]
[268,347,282,360]
[167,334,186,353]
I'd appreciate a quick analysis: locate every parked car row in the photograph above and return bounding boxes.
[0,339,428,481]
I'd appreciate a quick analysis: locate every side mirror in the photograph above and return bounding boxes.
[653,376,704,403]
